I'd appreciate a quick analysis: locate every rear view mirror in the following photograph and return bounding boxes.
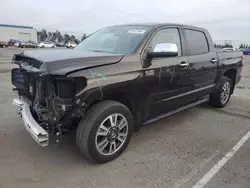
[147,43,178,58]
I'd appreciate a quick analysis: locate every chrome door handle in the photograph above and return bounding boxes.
[179,62,189,67]
[210,58,218,64]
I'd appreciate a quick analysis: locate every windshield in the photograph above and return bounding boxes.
[75,25,152,54]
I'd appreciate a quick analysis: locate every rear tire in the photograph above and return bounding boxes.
[209,76,232,108]
[76,100,133,163]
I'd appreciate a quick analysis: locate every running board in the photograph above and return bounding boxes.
[143,97,208,126]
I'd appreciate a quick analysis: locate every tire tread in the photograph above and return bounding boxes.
[76,100,132,163]
[209,76,232,108]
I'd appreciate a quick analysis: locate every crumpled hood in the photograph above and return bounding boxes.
[14,49,124,75]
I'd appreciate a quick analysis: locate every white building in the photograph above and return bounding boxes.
[0,24,37,42]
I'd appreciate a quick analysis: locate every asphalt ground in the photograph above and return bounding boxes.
[0,48,249,188]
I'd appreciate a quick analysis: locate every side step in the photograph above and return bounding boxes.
[143,97,208,126]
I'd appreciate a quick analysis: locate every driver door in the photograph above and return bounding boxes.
[143,27,192,119]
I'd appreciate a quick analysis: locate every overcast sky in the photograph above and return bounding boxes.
[1,0,250,40]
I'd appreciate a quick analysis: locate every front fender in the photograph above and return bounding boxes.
[75,70,141,107]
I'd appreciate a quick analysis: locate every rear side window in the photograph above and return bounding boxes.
[185,29,209,56]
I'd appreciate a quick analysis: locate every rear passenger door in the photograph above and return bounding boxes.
[183,28,218,91]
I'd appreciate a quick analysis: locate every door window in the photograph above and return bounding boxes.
[185,29,209,56]
[150,28,182,56]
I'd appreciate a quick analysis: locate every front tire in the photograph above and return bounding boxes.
[76,101,133,163]
[209,76,232,108]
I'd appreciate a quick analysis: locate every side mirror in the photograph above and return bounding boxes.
[147,43,178,59]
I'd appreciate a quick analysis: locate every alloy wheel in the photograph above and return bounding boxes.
[95,113,128,156]
[221,82,231,104]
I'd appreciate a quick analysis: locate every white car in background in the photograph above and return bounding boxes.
[66,41,77,48]
[37,41,56,48]
[221,47,235,52]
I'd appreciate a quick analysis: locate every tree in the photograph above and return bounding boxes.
[52,32,57,41]
[37,29,47,42]
[74,39,80,44]
[70,35,76,42]
[81,33,87,42]
[47,32,52,41]
[56,30,63,42]
[224,43,233,48]
[37,28,87,44]
[64,34,70,44]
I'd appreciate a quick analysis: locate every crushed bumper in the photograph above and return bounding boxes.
[12,98,49,147]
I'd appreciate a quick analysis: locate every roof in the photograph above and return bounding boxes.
[0,24,33,29]
[118,22,206,31]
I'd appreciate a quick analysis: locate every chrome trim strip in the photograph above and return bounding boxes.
[155,84,215,104]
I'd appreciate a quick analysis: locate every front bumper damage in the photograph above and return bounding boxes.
[12,98,49,147]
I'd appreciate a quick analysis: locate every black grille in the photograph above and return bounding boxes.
[11,68,29,90]
[26,58,43,68]
[12,68,36,101]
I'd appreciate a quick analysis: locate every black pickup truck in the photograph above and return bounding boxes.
[11,23,243,163]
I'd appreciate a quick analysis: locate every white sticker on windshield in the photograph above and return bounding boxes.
[127,29,146,34]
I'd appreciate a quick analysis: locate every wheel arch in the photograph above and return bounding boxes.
[78,87,142,132]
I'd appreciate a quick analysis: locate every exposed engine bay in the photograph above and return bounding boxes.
[10,49,125,146]
[12,67,87,136]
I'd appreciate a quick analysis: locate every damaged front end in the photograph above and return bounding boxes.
[12,55,87,146]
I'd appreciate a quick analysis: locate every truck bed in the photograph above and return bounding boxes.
[217,50,243,60]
